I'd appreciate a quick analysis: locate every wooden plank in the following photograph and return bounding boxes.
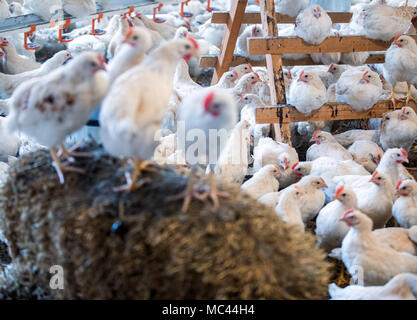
[200,53,385,68]
[255,100,412,125]
[248,35,417,55]
[260,0,289,143]
[212,11,353,24]
[211,0,248,85]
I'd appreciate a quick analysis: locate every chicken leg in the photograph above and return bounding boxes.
[50,147,85,184]
[113,158,156,192]
[336,263,349,287]
[387,87,400,109]
[406,83,416,105]
[59,143,94,162]
[167,166,230,212]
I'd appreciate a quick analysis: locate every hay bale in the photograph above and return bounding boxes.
[0,144,330,299]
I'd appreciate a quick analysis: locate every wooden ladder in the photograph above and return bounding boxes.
[203,0,417,145]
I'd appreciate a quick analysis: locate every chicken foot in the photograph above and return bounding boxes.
[166,166,208,213]
[50,147,85,185]
[167,167,230,212]
[387,87,401,109]
[113,158,156,192]
[59,143,94,162]
[336,263,349,287]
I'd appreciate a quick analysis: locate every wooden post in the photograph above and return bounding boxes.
[210,0,248,85]
[259,0,290,144]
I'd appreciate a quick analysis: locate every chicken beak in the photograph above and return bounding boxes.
[369,177,379,185]
[314,11,321,19]
[309,136,317,143]
[321,182,328,189]
[332,194,342,201]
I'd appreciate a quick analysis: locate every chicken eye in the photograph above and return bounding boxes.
[342,193,346,197]
[90,62,97,67]
[296,192,300,195]
[185,44,191,49]
[397,153,400,157]
[378,177,381,180]
[407,112,410,115]
[132,35,138,40]
[316,181,320,184]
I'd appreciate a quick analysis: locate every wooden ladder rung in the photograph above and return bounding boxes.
[211,11,353,24]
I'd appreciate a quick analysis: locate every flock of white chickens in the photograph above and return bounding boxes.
[1,0,417,300]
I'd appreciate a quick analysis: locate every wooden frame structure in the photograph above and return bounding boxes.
[204,0,417,144]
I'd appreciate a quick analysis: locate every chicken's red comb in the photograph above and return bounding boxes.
[313,130,321,138]
[240,94,246,102]
[186,36,199,50]
[393,34,402,43]
[248,63,253,72]
[233,70,239,78]
[294,185,302,191]
[254,72,261,81]
[291,162,299,170]
[299,70,304,79]
[204,91,215,111]
[343,209,354,217]
[401,148,408,159]
[124,26,134,40]
[320,177,326,184]
[328,63,334,71]
[274,164,280,170]
[363,70,369,77]
[335,185,344,195]
[396,180,403,191]
[97,55,106,67]
[402,107,407,114]
[371,171,379,179]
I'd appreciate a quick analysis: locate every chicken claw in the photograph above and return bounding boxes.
[50,148,85,184]
[114,158,156,192]
[406,84,416,105]
[336,263,349,287]
[59,144,94,161]
[387,88,400,109]
[167,167,230,212]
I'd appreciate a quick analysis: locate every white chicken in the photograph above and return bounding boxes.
[63,0,96,18]
[383,35,417,105]
[340,209,417,286]
[0,50,71,99]
[170,89,238,211]
[215,120,251,185]
[316,185,358,252]
[333,171,394,229]
[274,186,305,233]
[241,164,281,200]
[259,175,327,223]
[336,69,383,112]
[236,25,264,61]
[394,180,417,228]
[362,3,417,41]
[0,37,41,74]
[373,226,417,255]
[294,5,332,45]
[306,130,353,161]
[107,27,152,84]
[348,140,384,172]
[5,52,108,184]
[100,39,198,192]
[107,16,131,60]
[253,137,299,188]
[275,0,309,17]
[329,273,417,300]
[380,106,417,152]
[288,71,327,115]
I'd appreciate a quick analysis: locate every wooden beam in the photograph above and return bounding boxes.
[260,0,289,143]
[211,0,248,85]
[255,100,412,125]
[248,35,417,55]
[211,11,353,24]
[199,53,386,68]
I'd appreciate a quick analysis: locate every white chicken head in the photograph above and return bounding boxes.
[332,186,358,208]
[386,148,409,164]
[233,63,253,79]
[359,70,381,86]
[309,130,333,145]
[306,176,328,190]
[277,153,291,171]
[0,36,8,47]
[122,26,152,50]
[396,179,417,197]
[310,5,323,19]
[391,34,417,51]
[399,106,417,121]
[240,93,262,106]
[368,171,392,188]
[297,71,322,87]
[289,185,305,200]
[201,90,236,120]
[174,38,199,62]
[70,51,106,76]
[222,70,238,85]
[291,162,308,177]
[339,209,371,229]
[251,25,263,37]
[262,164,281,179]
[240,72,262,86]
